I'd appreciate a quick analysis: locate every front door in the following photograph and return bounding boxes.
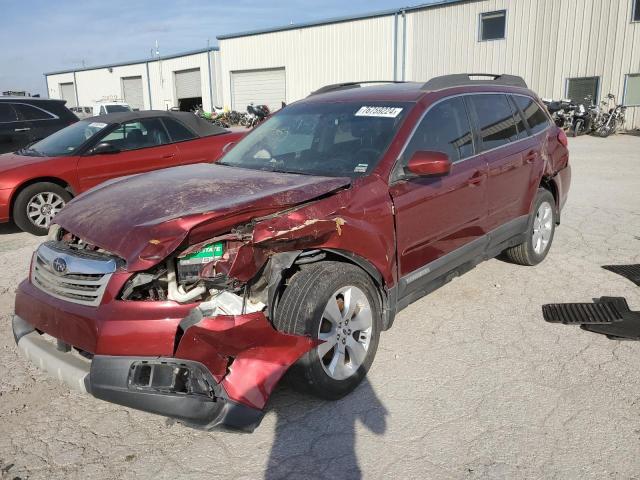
[389,96,488,300]
[77,117,180,192]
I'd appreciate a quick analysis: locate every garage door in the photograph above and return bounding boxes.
[60,82,76,107]
[231,68,285,112]
[122,76,144,110]
[174,68,202,99]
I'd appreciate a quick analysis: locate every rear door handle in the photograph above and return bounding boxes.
[14,127,30,132]
[525,151,538,164]
[162,153,176,159]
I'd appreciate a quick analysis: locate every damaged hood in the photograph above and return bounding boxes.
[54,164,350,270]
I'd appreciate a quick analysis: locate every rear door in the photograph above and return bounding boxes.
[389,96,487,300]
[466,94,535,231]
[13,102,65,143]
[0,102,28,153]
[77,117,179,192]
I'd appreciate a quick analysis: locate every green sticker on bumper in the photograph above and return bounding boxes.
[180,242,224,265]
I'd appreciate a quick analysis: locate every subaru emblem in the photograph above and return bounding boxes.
[52,257,67,275]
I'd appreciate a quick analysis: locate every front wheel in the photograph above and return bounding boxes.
[12,182,71,236]
[274,261,382,400]
[572,119,584,137]
[503,189,556,266]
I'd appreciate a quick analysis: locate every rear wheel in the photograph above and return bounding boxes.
[274,261,382,400]
[13,182,71,236]
[503,188,556,266]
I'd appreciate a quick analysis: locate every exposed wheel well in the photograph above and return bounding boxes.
[270,249,394,331]
[9,177,74,220]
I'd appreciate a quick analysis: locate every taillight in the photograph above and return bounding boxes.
[557,129,568,147]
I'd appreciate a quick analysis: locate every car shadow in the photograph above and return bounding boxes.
[0,222,22,235]
[263,379,387,480]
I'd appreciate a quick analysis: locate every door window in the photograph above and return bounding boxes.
[14,103,55,121]
[0,103,18,123]
[162,118,197,142]
[468,94,519,151]
[513,96,550,135]
[402,96,474,165]
[99,118,169,151]
[508,95,530,140]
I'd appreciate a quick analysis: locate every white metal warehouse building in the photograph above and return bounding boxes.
[45,0,640,128]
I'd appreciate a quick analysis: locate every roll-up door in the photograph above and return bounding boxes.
[122,76,144,110]
[174,68,202,99]
[231,68,285,112]
[60,82,76,107]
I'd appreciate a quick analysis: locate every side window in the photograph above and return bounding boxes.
[162,118,197,142]
[99,118,169,151]
[14,104,55,121]
[513,96,550,135]
[0,103,18,123]
[403,96,474,164]
[508,95,530,140]
[468,94,518,151]
[99,106,107,115]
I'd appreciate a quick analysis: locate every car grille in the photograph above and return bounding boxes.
[31,241,118,307]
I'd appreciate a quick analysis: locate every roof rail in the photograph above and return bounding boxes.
[422,73,528,91]
[309,80,406,96]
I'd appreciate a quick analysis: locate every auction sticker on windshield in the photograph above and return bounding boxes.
[355,106,403,118]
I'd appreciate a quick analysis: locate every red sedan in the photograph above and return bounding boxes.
[0,110,245,235]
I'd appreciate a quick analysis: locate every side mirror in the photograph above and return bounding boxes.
[222,142,236,153]
[406,151,451,177]
[91,142,120,155]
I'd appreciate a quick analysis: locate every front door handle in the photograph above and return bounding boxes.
[161,153,176,159]
[466,171,484,187]
[14,127,30,132]
[525,151,538,164]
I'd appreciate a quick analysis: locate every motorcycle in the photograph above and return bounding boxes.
[543,98,576,131]
[245,104,271,128]
[596,94,626,137]
[571,95,600,137]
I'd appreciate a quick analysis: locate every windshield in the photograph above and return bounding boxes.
[20,120,109,157]
[219,101,411,177]
[106,105,131,113]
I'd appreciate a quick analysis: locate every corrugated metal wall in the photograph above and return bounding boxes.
[406,0,640,128]
[219,15,396,108]
[46,50,223,112]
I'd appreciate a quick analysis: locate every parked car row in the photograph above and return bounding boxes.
[10,74,570,432]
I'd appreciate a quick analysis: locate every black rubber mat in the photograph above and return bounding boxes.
[602,264,640,287]
[542,301,625,324]
[543,296,640,340]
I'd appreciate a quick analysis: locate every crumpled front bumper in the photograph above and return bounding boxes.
[12,315,264,432]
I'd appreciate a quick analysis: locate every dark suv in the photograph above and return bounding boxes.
[12,74,570,432]
[0,97,78,154]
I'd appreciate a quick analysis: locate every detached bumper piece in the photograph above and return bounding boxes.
[602,264,640,287]
[543,297,640,341]
[12,315,263,432]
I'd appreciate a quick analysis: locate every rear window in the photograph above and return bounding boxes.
[0,103,18,123]
[513,96,550,135]
[162,118,197,142]
[106,105,131,113]
[468,94,519,151]
[14,103,55,121]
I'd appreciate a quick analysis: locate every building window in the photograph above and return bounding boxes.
[479,10,506,41]
[566,77,600,103]
[624,74,640,106]
[634,0,640,22]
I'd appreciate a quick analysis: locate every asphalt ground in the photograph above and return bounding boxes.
[1,134,639,479]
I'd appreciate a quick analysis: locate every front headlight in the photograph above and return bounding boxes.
[46,224,61,242]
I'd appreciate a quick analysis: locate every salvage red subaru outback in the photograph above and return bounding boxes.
[13,74,570,432]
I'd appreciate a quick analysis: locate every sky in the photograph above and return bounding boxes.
[0,0,440,96]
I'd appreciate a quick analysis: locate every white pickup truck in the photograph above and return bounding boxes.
[91,102,132,116]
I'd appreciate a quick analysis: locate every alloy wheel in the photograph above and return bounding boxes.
[26,192,65,229]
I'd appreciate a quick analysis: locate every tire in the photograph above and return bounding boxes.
[572,119,584,137]
[274,261,382,400]
[12,182,71,236]
[503,188,556,266]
